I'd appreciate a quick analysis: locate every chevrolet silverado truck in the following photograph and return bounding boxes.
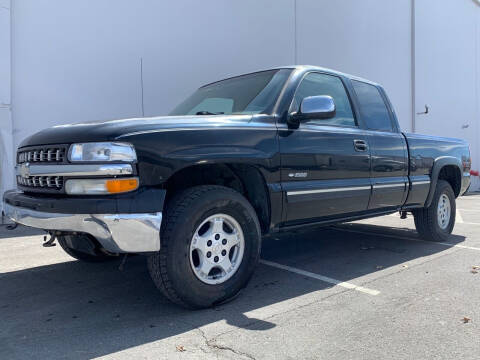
[3,66,471,308]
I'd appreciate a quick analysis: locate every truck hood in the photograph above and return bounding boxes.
[19,114,254,147]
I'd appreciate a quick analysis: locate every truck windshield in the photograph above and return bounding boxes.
[169,69,291,116]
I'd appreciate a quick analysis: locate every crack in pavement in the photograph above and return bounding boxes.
[185,247,460,354]
[187,286,354,356]
[196,326,256,360]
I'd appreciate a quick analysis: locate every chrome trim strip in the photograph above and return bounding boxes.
[15,163,133,177]
[3,202,161,253]
[287,185,371,196]
[373,183,406,189]
[412,180,431,185]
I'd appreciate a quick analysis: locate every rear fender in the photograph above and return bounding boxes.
[425,156,462,207]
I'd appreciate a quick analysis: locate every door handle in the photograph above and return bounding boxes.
[353,139,368,152]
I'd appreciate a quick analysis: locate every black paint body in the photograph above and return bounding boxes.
[6,66,471,233]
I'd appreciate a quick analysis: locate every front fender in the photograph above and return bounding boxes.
[119,123,279,187]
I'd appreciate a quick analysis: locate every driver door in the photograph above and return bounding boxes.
[279,72,371,224]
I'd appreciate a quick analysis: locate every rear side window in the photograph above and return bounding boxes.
[352,80,393,132]
[292,73,356,127]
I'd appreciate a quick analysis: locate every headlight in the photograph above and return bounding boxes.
[68,142,136,162]
[65,177,139,195]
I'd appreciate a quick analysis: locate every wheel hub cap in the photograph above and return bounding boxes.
[189,214,245,285]
[437,193,451,230]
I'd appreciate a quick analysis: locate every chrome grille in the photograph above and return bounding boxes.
[18,147,65,163]
[17,175,64,190]
[16,145,67,192]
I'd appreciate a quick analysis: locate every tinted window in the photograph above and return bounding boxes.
[189,98,234,115]
[170,69,291,116]
[292,73,355,127]
[352,81,393,132]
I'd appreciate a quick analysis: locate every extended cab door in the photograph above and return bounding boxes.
[279,72,371,224]
[350,80,408,210]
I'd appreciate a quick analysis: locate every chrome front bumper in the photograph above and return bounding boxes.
[3,202,162,253]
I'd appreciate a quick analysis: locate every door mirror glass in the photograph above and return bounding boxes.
[288,95,336,127]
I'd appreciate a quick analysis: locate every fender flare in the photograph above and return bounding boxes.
[424,156,462,207]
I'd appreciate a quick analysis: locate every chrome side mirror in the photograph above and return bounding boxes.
[287,95,336,128]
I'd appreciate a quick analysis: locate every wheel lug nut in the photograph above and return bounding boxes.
[222,239,227,245]
[207,240,212,246]
[215,234,220,240]
[207,252,211,258]
[221,250,227,256]
[214,256,219,262]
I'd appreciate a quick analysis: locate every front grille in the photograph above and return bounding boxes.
[16,145,68,193]
[17,147,66,163]
[17,175,64,190]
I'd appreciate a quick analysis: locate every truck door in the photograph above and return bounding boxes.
[351,80,408,210]
[279,72,371,224]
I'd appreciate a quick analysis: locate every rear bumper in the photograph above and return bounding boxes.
[3,190,164,253]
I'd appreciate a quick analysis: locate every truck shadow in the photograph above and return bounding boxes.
[0,223,466,359]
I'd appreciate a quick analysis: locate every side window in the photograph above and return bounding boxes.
[292,73,356,127]
[352,80,393,132]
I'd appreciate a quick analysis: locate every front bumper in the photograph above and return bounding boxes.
[3,190,164,253]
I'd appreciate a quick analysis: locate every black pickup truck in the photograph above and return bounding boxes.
[3,66,471,308]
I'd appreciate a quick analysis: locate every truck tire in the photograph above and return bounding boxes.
[413,180,456,242]
[148,185,261,309]
[58,234,117,262]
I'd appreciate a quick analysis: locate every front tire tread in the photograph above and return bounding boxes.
[148,185,259,309]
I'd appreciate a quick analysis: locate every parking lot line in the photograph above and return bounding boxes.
[456,210,464,223]
[260,259,380,296]
[333,227,480,252]
[387,211,480,226]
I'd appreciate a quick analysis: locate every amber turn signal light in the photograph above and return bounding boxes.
[105,178,139,194]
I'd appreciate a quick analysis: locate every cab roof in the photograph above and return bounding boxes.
[201,65,381,88]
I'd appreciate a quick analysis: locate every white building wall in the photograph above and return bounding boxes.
[1,0,480,207]
[296,0,413,132]
[478,2,480,189]
[414,0,480,189]
[10,0,295,146]
[0,0,13,204]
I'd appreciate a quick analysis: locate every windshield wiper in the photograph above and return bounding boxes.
[195,111,224,115]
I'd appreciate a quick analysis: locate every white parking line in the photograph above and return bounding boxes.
[386,211,480,226]
[456,210,464,223]
[260,259,380,296]
[334,227,480,252]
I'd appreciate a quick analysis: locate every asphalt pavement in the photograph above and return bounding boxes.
[1,194,480,359]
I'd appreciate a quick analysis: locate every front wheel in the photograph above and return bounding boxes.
[148,185,261,309]
[413,180,456,242]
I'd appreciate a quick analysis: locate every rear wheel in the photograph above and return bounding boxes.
[148,185,261,309]
[58,234,118,262]
[413,180,456,242]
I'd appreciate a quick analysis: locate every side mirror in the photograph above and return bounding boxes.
[287,95,336,128]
